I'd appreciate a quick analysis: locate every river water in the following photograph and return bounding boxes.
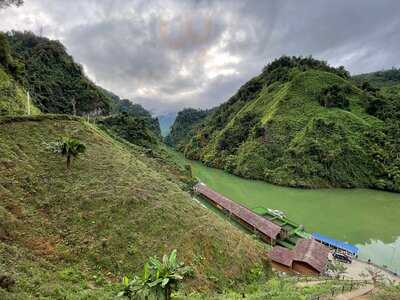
[173,152,400,274]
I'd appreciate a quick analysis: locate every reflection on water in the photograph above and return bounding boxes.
[358,237,400,275]
[171,151,400,273]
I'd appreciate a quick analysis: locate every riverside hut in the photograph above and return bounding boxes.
[269,238,330,275]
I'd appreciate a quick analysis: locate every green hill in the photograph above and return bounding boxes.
[353,68,400,88]
[1,31,162,148]
[172,56,400,191]
[0,66,40,116]
[0,32,40,116]
[97,113,161,147]
[166,108,209,148]
[0,115,267,299]
[4,31,112,115]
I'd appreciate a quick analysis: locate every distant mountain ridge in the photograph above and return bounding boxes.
[169,56,400,192]
[353,68,400,88]
[158,112,177,137]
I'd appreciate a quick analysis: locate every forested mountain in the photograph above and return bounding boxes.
[171,56,400,191]
[166,108,209,148]
[98,87,161,145]
[0,32,40,115]
[1,30,161,146]
[4,31,112,115]
[353,68,400,88]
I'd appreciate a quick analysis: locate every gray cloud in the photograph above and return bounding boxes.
[1,0,399,115]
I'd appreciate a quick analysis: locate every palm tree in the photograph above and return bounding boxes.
[51,137,86,169]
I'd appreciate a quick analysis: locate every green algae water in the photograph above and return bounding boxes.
[170,150,400,274]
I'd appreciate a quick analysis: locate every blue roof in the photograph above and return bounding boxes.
[312,232,359,255]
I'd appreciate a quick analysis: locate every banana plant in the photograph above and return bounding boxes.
[48,137,86,169]
[119,250,193,300]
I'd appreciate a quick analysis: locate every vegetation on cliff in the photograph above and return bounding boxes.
[170,56,400,191]
[4,31,112,115]
[166,108,209,149]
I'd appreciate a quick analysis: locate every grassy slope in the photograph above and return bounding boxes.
[0,116,266,299]
[0,67,40,116]
[184,70,395,190]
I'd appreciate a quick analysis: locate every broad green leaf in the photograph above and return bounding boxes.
[123,276,129,286]
[148,278,163,287]
[161,278,169,288]
[143,263,150,280]
[169,249,177,266]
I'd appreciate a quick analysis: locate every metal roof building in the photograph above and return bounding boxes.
[312,232,359,256]
[195,183,282,243]
[269,238,330,275]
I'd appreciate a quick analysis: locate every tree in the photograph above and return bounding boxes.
[119,249,193,300]
[0,0,23,9]
[48,137,86,169]
[319,84,351,109]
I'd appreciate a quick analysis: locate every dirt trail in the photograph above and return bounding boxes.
[296,280,326,287]
[334,285,374,300]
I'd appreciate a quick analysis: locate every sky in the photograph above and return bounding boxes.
[1,0,399,115]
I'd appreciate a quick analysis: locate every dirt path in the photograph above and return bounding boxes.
[344,259,400,283]
[296,280,326,287]
[334,285,374,300]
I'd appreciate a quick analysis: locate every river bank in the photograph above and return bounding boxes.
[168,149,400,274]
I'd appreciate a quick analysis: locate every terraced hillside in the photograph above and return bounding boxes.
[170,57,400,191]
[0,115,267,299]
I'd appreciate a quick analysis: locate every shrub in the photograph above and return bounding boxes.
[318,84,351,109]
[119,250,193,300]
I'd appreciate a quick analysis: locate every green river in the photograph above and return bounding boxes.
[171,151,400,274]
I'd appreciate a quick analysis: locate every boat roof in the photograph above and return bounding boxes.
[312,232,359,255]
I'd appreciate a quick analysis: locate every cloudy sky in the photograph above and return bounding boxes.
[1,0,399,115]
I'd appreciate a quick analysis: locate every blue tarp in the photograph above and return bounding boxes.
[312,232,359,255]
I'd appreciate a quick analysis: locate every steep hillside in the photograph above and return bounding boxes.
[0,32,40,116]
[174,56,399,191]
[97,113,161,147]
[166,108,209,148]
[0,115,266,299]
[0,66,40,115]
[99,87,161,138]
[5,31,112,115]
